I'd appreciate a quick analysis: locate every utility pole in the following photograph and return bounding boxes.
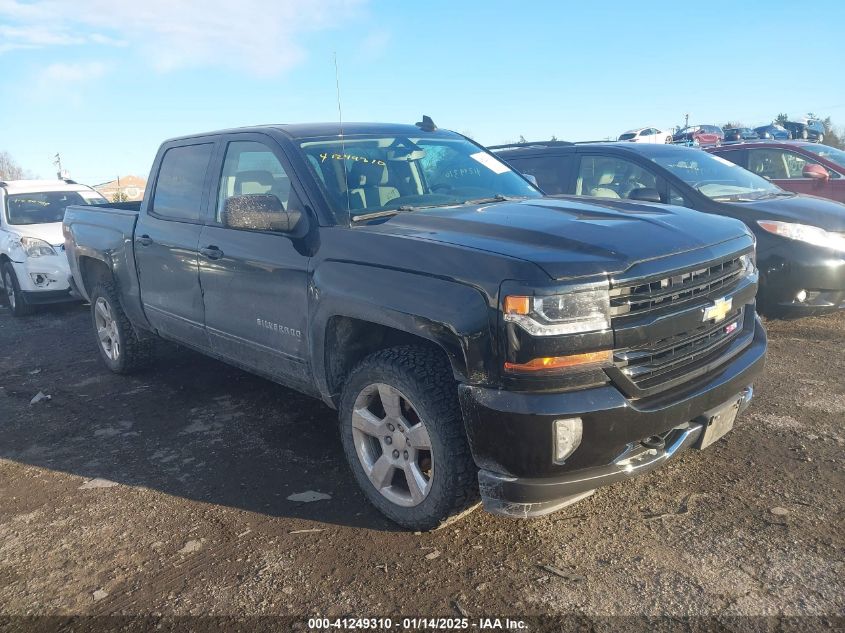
[53,153,63,179]
[684,113,689,129]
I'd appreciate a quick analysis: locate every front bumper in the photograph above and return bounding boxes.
[476,389,752,518]
[757,240,845,316]
[458,316,767,518]
[11,256,73,293]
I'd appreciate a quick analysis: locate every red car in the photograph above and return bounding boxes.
[709,141,845,203]
[672,124,724,147]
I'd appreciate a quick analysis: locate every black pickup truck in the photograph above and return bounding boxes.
[64,119,766,530]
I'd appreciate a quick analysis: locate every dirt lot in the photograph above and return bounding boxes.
[1,300,843,625]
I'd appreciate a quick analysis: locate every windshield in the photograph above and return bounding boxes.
[619,133,636,140]
[5,190,105,225]
[801,144,845,169]
[298,134,541,222]
[649,150,782,200]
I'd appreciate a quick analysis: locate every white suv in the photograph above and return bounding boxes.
[1,179,107,316]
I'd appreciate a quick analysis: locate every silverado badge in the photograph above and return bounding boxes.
[703,296,733,323]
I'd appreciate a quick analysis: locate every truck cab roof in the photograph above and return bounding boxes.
[162,122,459,145]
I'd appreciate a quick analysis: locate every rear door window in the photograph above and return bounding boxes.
[152,143,214,221]
[575,155,658,199]
[505,154,573,194]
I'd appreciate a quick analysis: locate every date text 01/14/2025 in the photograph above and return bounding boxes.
[307,617,527,630]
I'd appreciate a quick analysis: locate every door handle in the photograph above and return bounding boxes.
[200,246,224,260]
[136,234,153,247]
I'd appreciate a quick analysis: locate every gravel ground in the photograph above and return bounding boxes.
[0,301,843,625]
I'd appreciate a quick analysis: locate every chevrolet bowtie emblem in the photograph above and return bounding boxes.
[703,297,732,323]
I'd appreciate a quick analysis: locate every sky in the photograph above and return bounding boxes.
[1,0,844,185]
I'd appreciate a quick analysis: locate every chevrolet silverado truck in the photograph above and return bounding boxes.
[64,119,766,530]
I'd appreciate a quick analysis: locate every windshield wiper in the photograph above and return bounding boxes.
[462,194,521,205]
[352,205,422,222]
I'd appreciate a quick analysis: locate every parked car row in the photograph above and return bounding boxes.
[493,138,845,316]
[0,116,841,532]
[619,120,828,147]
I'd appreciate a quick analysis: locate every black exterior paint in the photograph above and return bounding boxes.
[64,123,767,515]
[498,142,845,316]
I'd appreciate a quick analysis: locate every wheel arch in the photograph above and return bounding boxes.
[77,255,114,299]
[322,315,466,408]
[311,262,495,408]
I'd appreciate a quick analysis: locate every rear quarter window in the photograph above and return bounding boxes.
[152,143,214,221]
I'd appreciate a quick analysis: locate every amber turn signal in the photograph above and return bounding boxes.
[504,350,612,373]
[503,295,531,315]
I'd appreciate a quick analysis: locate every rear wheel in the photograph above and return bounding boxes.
[339,346,479,530]
[2,263,34,317]
[89,281,154,374]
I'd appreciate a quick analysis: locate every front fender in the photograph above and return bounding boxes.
[310,261,496,399]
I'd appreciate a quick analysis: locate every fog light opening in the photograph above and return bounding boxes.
[554,417,583,463]
[30,273,50,287]
[795,289,808,303]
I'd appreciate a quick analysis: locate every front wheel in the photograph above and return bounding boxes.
[339,346,479,530]
[2,263,34,317]
[89,281,154,374]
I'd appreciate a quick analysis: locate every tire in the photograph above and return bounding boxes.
[2,262,35,317]
[89,280,154,374]
[338,346,479,530]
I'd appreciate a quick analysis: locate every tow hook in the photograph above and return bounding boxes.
[641,435,665,450]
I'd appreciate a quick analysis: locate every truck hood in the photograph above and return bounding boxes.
[7,222,65,247]
[363,197,748,279]
[726,193,845,232]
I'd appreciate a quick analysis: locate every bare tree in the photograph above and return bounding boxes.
[0,151,27,180]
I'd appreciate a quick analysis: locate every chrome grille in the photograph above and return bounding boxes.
[610,256,744,317]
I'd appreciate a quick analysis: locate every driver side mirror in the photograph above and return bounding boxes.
[802,164,829,181]
[222,194,302,233]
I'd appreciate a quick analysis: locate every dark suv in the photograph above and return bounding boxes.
[723,128,759,143]
[493,140,845,316]
[783,120,826,143]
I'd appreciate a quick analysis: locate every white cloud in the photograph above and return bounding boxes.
[0,0,365,76]
[39,61,110,83]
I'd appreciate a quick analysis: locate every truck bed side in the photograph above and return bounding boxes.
[64,202,150,331]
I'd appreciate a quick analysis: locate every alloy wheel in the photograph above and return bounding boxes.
[350,382,434,507]
[94,297,120,361]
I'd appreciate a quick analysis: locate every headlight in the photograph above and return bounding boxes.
[17,237,58,258]
[757,220,845,253]
[504,286,610,336]
[739,252,756,275]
